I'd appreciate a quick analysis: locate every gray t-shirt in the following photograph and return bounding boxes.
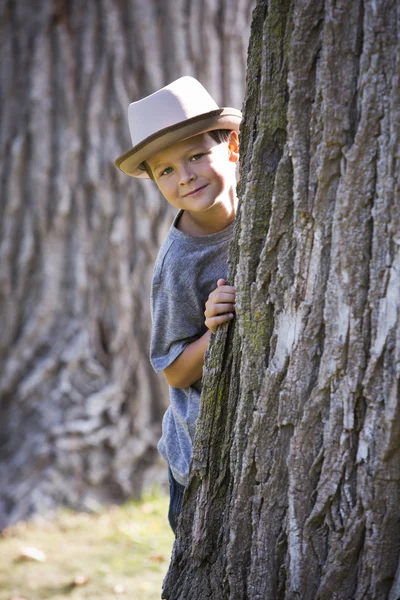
[150,210,234,486]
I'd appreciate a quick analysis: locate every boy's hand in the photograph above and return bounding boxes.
[204,279,236,334]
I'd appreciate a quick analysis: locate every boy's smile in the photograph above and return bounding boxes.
[147,132,239,235]
[182,184,209,198]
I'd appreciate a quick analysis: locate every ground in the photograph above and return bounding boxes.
[0,489,173,600]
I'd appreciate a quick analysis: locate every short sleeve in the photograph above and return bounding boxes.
[150,283,205,373]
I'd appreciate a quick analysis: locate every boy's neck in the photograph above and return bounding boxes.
[177,196,238,236]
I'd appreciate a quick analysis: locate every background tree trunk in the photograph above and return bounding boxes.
[163,0,400,598]
[0,0,254,529]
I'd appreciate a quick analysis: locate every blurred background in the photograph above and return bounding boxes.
[0,0,254,596]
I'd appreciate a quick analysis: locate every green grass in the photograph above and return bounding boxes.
[0,489,174,600]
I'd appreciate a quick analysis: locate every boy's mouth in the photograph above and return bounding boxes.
[183,184,208,198]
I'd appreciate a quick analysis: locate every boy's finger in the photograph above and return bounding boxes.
[210,313,234,325]
[216,291,235,302]
[216,286,236,295]
[206,303,235,317]
[215,303,235,314]
[217,278,227,287]
[205,303,235,318]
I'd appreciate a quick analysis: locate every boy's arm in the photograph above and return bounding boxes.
[163,279,235,389]
[163,330,211,388]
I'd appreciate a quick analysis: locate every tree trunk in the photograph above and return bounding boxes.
[163,0,400,598]
[0,0,253,528]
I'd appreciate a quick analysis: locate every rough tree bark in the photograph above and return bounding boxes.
[164,0,400,599]
[0,0,253,528]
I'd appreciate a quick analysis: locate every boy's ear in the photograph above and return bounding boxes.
[228,131,240,163]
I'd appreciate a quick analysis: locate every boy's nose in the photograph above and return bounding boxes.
[179,166,196,185]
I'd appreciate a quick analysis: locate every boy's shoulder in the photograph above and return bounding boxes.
[152,220,198,290]
[153,218,233,303]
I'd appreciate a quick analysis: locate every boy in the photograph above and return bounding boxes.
[115,76,241,534]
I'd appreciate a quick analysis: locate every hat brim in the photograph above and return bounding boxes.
[115,108,242,178]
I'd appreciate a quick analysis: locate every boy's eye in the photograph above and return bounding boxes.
[189,153,204,162]
[160,166,173,177]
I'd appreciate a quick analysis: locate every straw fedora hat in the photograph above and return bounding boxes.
[115,76,242,178]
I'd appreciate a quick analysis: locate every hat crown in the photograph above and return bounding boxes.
[128,76,219,147]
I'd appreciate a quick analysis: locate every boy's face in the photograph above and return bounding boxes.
[146,132,239,216]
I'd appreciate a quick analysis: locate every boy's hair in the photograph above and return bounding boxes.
[207,129,232,144]
[138,129,233,180]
